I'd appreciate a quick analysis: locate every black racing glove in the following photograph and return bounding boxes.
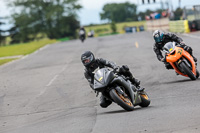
[180,42,186,46]
[183,45,192,52]
[161,56,166,62]
[119,65,129,73]
[113,66,120,73]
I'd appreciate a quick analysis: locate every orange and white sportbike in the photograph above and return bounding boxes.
[163,42,199,80]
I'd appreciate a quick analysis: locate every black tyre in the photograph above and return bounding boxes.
[180,62,196,80]
[139,92,150,107]
[196,69,199,79]
[80,36,85,42]
[109,89,134,111]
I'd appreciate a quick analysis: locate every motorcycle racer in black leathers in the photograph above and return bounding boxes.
[153,30,197,69]
[81,51,140,108]
[79,27,86,42]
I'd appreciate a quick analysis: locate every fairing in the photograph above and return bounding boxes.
[93,68,115,91]
[164,42,196,77]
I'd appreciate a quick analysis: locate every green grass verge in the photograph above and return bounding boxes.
[0,38,57,57]
[85,21,146,37]
[99,32,119,37]
[57,37,70,42]
[0,58,18,65]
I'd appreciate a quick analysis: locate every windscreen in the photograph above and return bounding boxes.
[163,42,175,54]
[94,69,104,83]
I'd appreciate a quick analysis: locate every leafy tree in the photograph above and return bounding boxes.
[100,2,137,22]
[8,0,82,43]
[110,21,117,33]
[138,9,165,20]
[0,18,6,46]
[137,12,146,20]
[145,9,154,16]
[174,8,183,20]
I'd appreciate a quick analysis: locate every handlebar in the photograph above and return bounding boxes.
[113,66,120,73]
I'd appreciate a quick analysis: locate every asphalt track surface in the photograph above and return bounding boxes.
[0,31,200,133]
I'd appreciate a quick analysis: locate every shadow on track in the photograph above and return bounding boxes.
[162,78,200,84]
[98,106,152,115]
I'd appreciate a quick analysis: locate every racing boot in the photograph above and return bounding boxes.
[128,76,140,86]
[164,62,173,70]
[184,46,197,63]
[191,55,197,66]
[175,72,179,75]
[129,77,143,91]
[132,78,140,87]
[100,94,112,108]
[192,55,197,63]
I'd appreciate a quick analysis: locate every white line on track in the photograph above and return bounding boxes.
[46,75,59,87]
[38,61,70,96]
[38,75,59,96]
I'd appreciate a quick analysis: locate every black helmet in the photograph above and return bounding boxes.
[153,30,164,44]
[80,26,84,30]
[81,51,95,67]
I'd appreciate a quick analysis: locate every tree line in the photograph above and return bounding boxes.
[1,0,81,45]
[0,1,183,46]
[100,2,183,22]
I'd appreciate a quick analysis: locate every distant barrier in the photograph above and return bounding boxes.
[189,20,200,32]
[169,20,190,33]
[146,18,191,33]
[124,25,145,33]
[146,18,169,31]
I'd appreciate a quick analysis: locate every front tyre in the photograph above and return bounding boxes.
[179,62,196,80]
[196,69,199,78]
[109,89,134,111]
[139,92,150,107]
[81,38,84,42]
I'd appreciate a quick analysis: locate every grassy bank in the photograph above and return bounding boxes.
[0,39,57,57]
[0,38,57,65]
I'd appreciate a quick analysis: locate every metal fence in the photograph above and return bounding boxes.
[184,5,200,21]
[183,5,200,31]
[194,5,200,20]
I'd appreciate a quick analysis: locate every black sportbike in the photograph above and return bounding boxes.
[79,30,85,42]
[80,34,85,42]
[94,68,150,111]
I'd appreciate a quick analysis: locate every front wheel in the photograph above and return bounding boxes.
[81,38,85,42]
[179,62,196,80]
[196,69,199,78]
[139,92,150,107]
[109,89,134,111]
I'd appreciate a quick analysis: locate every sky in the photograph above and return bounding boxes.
[0,0,200,29]
[78,0,200,25]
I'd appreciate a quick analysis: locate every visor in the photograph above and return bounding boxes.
[82,54,94,66]
[154,33,163,43]
[154,37,161,43]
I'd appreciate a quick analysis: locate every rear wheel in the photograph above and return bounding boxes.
[139,92,150,107]
[109,88,134,111]
[81,38,84,42]
[180,62,196,80]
